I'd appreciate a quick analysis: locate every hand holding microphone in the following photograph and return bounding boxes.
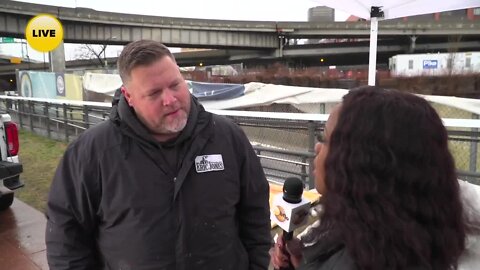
[270,177,310,270]
[270,232,303,269]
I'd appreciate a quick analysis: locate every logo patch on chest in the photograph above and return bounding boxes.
[195,154,225,173]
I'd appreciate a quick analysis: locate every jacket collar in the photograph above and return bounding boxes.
[301,221,345,264]
[111,94,205,147]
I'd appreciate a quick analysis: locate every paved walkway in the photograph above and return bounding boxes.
[0,185,320,270]
[0,199,48,270]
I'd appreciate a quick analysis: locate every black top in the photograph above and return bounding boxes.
[45,95,271,270]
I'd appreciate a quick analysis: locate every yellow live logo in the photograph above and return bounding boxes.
[25,14,63,52]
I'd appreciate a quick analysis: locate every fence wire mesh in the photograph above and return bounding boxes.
[1,97,478,186]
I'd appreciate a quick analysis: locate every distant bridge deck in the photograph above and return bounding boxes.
[1,0,479,50]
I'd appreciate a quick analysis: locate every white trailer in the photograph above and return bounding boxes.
[389,52,480,77]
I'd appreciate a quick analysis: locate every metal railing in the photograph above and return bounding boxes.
[1,95,479,187]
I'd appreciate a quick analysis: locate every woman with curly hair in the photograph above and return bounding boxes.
[271,86,471,270]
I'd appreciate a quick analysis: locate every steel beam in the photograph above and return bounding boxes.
[0,1,279,49]
[281,40,480,57]
[1,0,479,49]
[277,21,480,38]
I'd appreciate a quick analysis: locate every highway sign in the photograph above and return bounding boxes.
[0,37,15,43]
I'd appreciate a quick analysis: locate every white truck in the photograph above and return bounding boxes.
[0,114,23,211]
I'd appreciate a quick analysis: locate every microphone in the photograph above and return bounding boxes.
[271,177,310,270]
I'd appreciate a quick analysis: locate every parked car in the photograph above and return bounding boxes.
[0,113,23,211]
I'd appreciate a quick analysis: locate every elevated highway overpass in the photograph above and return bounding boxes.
[1,0,479,88]
[1,37,479,76]
[1,0,479,50]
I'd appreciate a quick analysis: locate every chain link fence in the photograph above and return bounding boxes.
[431,103,480,184]
[1,96,478,187]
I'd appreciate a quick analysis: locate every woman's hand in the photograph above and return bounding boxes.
[270,233,303,269]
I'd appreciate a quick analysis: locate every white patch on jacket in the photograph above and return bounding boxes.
[195,154,225,173]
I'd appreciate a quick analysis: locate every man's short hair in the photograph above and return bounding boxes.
[117,40,175,84]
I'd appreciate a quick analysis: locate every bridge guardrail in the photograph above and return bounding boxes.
[1,95,479,187]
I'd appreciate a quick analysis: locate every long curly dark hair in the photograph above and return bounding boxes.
[321,87,466,270]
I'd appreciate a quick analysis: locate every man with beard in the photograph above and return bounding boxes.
[46,40,271,270]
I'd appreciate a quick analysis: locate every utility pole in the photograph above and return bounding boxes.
[104,44,107,68]
[104,36,117,69]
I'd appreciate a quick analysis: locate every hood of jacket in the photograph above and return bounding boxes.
[458,180,480,269]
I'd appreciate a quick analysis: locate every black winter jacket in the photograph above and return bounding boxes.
[46,96,271,270]
[298,241,355,270]
[297,222,356,270]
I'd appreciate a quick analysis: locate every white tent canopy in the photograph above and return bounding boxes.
[312,0,480,85]
[82,72,123,96]
[82,73,480,116]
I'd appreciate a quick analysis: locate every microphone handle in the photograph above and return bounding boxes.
[284,230,294,241]
[276,231,295,270]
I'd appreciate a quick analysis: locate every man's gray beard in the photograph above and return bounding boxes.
[159,112,188,134]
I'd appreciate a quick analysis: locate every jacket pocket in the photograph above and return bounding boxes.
[187,219,248,270]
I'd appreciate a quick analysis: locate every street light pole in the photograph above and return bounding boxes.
[104,36,117,69]
[104,45,107,68]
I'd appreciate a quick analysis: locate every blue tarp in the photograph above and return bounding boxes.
[189,81,245,101]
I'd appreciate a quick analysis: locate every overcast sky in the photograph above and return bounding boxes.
[12,0,344,21]
[13,0,328,21]
[2,0,349,61]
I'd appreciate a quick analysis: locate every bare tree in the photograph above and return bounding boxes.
[447,35,462,76]
[75,44,107,66]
